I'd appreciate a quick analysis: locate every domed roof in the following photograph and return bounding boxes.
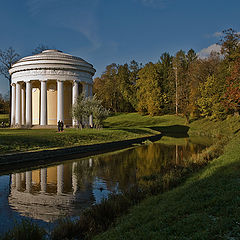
[9,49,95,76]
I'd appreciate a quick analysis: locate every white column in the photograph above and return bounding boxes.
[57,164,64,195]
[26,81,32,126]
[72,162,78,195]
[40,80,47,125]
[26,171,32,192]
[11,84,16,126]
[21,85,25,125]
[41,168,47,193]
[57,80,64,123]
[15,82,21,126]
[72,81,79,127]
[89,158,93,167]
[11,174,16,187]
[16,173,21,191]
[88,85,93,127]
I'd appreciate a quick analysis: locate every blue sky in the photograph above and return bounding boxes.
[0,0,240,95]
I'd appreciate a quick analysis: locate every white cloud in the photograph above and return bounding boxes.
[198,44,221,59]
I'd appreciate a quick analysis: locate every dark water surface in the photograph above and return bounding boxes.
[0,136,211,234]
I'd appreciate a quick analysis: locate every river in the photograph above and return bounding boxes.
[0,136,212,234]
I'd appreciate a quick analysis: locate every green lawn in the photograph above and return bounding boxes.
[0,114,9,122]
[94,116,240,240]
[0,113,188,154]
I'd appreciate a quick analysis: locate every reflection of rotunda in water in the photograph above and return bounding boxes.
[8,160,95,222]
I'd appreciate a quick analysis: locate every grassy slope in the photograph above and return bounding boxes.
[0,113,186,154]
[94,116,240,240]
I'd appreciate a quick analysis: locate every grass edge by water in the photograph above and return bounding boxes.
[93,116,240,239]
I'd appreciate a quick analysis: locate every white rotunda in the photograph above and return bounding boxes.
[9,49,95,127]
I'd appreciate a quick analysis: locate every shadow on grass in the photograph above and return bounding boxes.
[104,119,168,128]
[149,125,190,138]
[115,128,154,135]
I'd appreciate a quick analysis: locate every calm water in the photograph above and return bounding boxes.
[0,136,211,234]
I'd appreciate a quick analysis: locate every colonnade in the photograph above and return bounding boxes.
[11,80,93,127]
[11,162,85,195]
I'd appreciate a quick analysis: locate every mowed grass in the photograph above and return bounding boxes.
[94,116,240,240]
[0,113,187,154]
[0,114,9,122]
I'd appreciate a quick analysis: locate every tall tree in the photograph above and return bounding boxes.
[224,58,240,114]
[172,50,188,115]
[220,28,240,63]
[0,47,20,124]
[136,62,166,116]
[157,52,174,113]
[94,63,121,112]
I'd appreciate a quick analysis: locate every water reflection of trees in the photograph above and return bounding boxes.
[89,140,207,193]
[6,139,208,224]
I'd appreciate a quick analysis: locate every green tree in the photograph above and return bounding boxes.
[197,75,226,119]
[136,62,166,116]
[93,63,122,112]
[72,94,109,129]
[157,52,173,113]
[220,28,240,63]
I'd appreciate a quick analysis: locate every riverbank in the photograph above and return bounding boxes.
[0,133,162,173]
[0,113,186,155]
[1,114,239,239]
[94,115,240,239]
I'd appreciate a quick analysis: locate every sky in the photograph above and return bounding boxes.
[0,0,240,95]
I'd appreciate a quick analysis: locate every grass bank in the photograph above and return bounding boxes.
[1,114,240,239]
[94,116,240,240]
[0,113,186,154]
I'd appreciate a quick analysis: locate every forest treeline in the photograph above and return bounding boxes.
[93,28,240,120]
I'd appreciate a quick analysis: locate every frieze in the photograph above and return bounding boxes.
[12,69,91,79]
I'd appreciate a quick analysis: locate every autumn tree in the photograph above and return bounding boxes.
[220,28,240,64]
[94,61,141,113]
[224,58,240,114]
[93,64,119,112]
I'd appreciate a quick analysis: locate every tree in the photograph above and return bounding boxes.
[197,75,226,119]
[0,47,20,124]
[72,93,109,129]
[157,52,174,113]
[136,62,166,116]
[0,94,9,114]
[32,44,49,54]
[172,50,188,115]
[117,64,136,112]
[224,58,240,114]
[94,63,138,113]
[220,28,240,63]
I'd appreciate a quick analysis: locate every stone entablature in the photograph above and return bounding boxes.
[11,69,92,84]
[9,49,96,127]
